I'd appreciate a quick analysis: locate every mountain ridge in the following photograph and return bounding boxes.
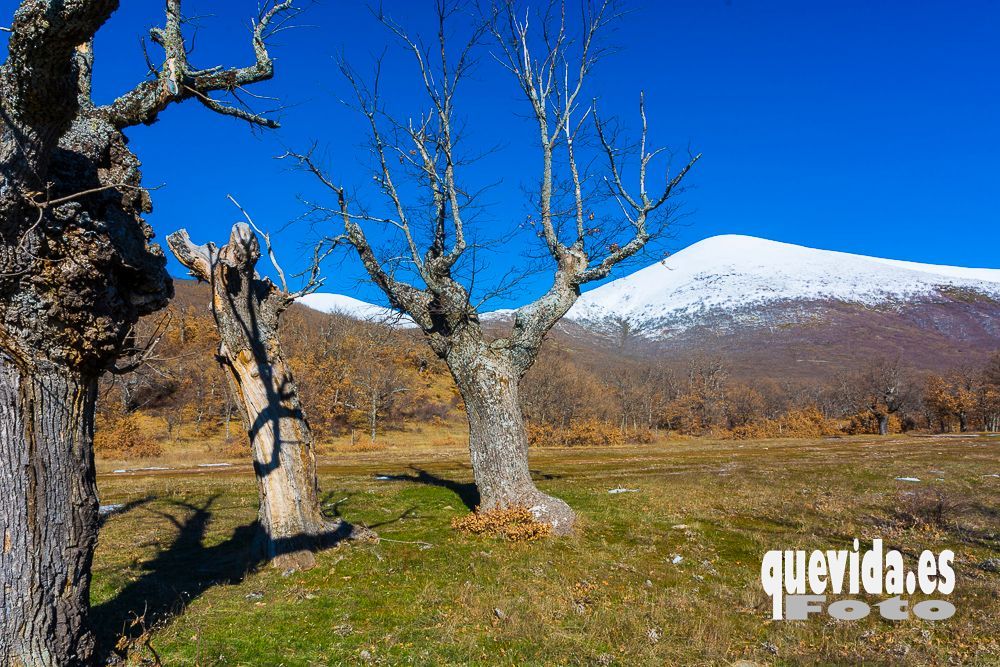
[564,234,1000,336]
[300,234,1000,330]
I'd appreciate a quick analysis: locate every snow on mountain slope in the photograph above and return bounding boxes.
[297,293,412,324]
[564,235,1000,330]
[297,235,1000,339]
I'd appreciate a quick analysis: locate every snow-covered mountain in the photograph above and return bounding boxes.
[297,235,1000,372]
[564,235,1000,335]
[297,293,410,323]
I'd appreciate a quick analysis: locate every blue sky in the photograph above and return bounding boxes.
[3,1,998,308]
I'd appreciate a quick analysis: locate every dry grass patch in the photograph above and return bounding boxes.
[452,507,553,542]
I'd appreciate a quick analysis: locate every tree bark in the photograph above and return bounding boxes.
[877,413,890,436]
[0,356,99,666]
[0,1,295,658]
[222,341,331,571]
[168,224,362,571]
[450,349,575,534]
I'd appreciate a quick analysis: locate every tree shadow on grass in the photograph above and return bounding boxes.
[373,466,566,511]
[91,494,359,663]
[98,495,156,528]
[375,466,481,510]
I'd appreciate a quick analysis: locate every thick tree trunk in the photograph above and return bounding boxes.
[222,342,331,571]
[451,352,575,534]
[0,356,99,666]
[168,225,363,572]
[877,414,890,436]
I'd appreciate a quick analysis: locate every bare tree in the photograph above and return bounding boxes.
[854,357,913,435]
[0,1,293,662]
[338,318,410,444]
[290,0,698,533]
[168,213,364,572]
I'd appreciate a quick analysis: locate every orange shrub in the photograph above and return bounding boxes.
[726,406,840,440]
[528,419,625,447]
[94,413,163,459]
[844,411,903,435]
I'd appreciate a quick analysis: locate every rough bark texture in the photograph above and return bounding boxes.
[0,361,99,666]
[0,1,293,660]
[453,350,576,532]
[168,224,361,571]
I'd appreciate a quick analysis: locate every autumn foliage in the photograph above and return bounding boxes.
[95,283,1000,460]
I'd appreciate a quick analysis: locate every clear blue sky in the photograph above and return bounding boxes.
[3,1,998,308]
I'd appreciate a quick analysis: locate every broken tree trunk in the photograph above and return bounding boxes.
[167,223,363,571]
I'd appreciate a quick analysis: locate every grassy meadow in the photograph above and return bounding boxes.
[93,434,999,665]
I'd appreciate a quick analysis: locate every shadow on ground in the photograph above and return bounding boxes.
[91,495,360,662]
[375,466,481,510]
[373,465,565,511]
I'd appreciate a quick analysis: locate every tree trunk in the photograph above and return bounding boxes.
[168,224,364,572]
[221,342,331,571]
[0,356,99,666]
[451,352,575,534]
[878,414,890,436]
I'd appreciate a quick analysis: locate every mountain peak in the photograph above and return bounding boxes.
[565,234,1000,329]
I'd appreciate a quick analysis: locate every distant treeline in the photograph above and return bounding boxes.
[97,288,1000,457]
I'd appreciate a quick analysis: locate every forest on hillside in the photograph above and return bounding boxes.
[95,282,1000,461]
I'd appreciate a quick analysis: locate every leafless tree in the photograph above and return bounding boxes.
[337,317,410,444]
[0,1,293,662]
[168,209,367,572]
[288,0,698,533]
[853,357,914,435]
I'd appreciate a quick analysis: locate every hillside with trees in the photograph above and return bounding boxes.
[95,280,1000,463]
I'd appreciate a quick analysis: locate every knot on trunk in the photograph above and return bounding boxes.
[0,114,172,375]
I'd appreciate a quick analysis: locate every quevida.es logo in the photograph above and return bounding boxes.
[760,539,955,621]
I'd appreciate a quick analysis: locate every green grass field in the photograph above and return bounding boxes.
[93,435,999,665]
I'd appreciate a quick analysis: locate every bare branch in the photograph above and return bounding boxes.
[166,228,215,282]
[108,312,173,375]
[99,0,296,129]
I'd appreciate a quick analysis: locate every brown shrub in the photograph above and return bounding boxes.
[451,506,552,541]
[528,419,625,448]
[94,413,163,459]
[220,438,249,458]
[844,411,903,435]
[628,428,656,444]
[894,487,967,529]
[726,406,840,440]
